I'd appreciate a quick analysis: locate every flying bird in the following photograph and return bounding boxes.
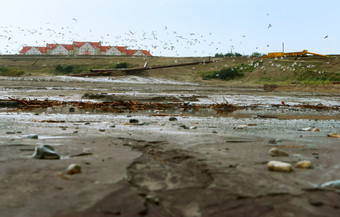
[72,18,77,22]
[324,35,328,39]
[268,24,272,29]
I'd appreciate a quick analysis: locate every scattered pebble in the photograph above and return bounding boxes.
[296,160,312,169]
[169,117,178,121]
[6,132,16,135]
[110,125,116,128]
[327,132,340,138]
[66,164,81,175]
[268,147,289,157]
[129,119,139,124]
[27,134,38,139]
[234,124,248,129]
[321,180,340,189]
[299,127,319,132]
[84,122,90,125]
[69,107,75,112]
[32,145,60,159]
[99,129,105,132]
[267,160,293,172]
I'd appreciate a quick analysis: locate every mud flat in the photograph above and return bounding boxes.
[0,76,340,217]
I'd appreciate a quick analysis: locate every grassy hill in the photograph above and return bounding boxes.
[1,55,340,87]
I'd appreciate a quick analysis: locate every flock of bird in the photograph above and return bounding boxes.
[0,15,329,56]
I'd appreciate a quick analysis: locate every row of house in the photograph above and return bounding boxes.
[19,41,152,56]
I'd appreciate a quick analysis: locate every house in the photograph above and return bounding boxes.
[126,49,152,56]
[19,41,152,56]
[100,46,126,55]
[73,42,101,55]
[47,44,74,55]
[20,46,47,55]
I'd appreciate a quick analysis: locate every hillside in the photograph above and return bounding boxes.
[1,55,340,92]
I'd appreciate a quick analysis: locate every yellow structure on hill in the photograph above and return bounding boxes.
[262,50,328,58]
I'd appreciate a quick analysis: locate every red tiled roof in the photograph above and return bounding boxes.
[125,49,152,56]
[142,50,152,56]
[100,46,112,52]
[19,46,31,54]
[116,46,127,52]
[73,41,86,48]
[37,47,47,53]
[125,49,136,56]
[64,44,74,51]
[46,44,57,50]
[90,42,101,48]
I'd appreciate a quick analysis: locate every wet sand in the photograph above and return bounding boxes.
[0,76,340,217]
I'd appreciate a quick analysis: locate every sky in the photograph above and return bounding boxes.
[0,0,339,57]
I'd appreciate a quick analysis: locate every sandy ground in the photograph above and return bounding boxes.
[0,75,340,217]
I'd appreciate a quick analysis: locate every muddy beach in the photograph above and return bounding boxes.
[1,75,340,217]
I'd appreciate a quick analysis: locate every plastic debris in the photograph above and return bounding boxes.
[321,180,340,189]
[32,145,60,159]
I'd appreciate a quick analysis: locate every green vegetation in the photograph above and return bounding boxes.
[115,62,128,68]
[0,66,24,76]
[55,64,83,74]
[215,52,242,57]
[251,52,264,57]
[201,61,263,81]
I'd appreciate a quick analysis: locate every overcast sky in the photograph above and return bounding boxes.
[0,0,339,56]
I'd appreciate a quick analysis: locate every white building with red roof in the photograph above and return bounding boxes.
[19,41,152,56]
[20,46,47,55]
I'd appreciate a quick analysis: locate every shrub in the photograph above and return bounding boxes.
[55,64,81,74]
[115,62,128,68]
[0,66,24,76]
[251,52,263,57]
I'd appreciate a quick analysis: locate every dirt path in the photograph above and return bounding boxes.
[0,76,340,217]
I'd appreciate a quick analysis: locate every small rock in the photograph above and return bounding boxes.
[312,128,320,132]
[268,139,277,144]
[99,129,105,132]
[267,160,293,172]
[84,122,90,125]
[327,132,340,138]
[6,131,16,135]
[234,124,248,129]
[268,147,289,157]
[169,117,178,121]
[129,119,139,124]
[27,134,38,139]
[32,145,60,159]
[145,194,160,205]
[300,127,312,131]
[66,164,81,175]
[296,160,312,169]
[69,107,75,112]
[110,125,116,128]
[180,124,189,129]
[321,180,340,189]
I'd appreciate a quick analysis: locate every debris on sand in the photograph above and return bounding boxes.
[268,147,289,157]
[27,134,38,139]
[267,160,293,172]
[327,132,340,138]
[296,160,312,169]
[299,127,319,132]
[32,145,60,159]
[321,180,340,189]
[66,164,81,175]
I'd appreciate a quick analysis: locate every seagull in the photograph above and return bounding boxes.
[324,35,328,39]
[72,18,77,22]
[268,24,272,29]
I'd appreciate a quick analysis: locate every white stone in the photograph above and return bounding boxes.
[267,160,293,172]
